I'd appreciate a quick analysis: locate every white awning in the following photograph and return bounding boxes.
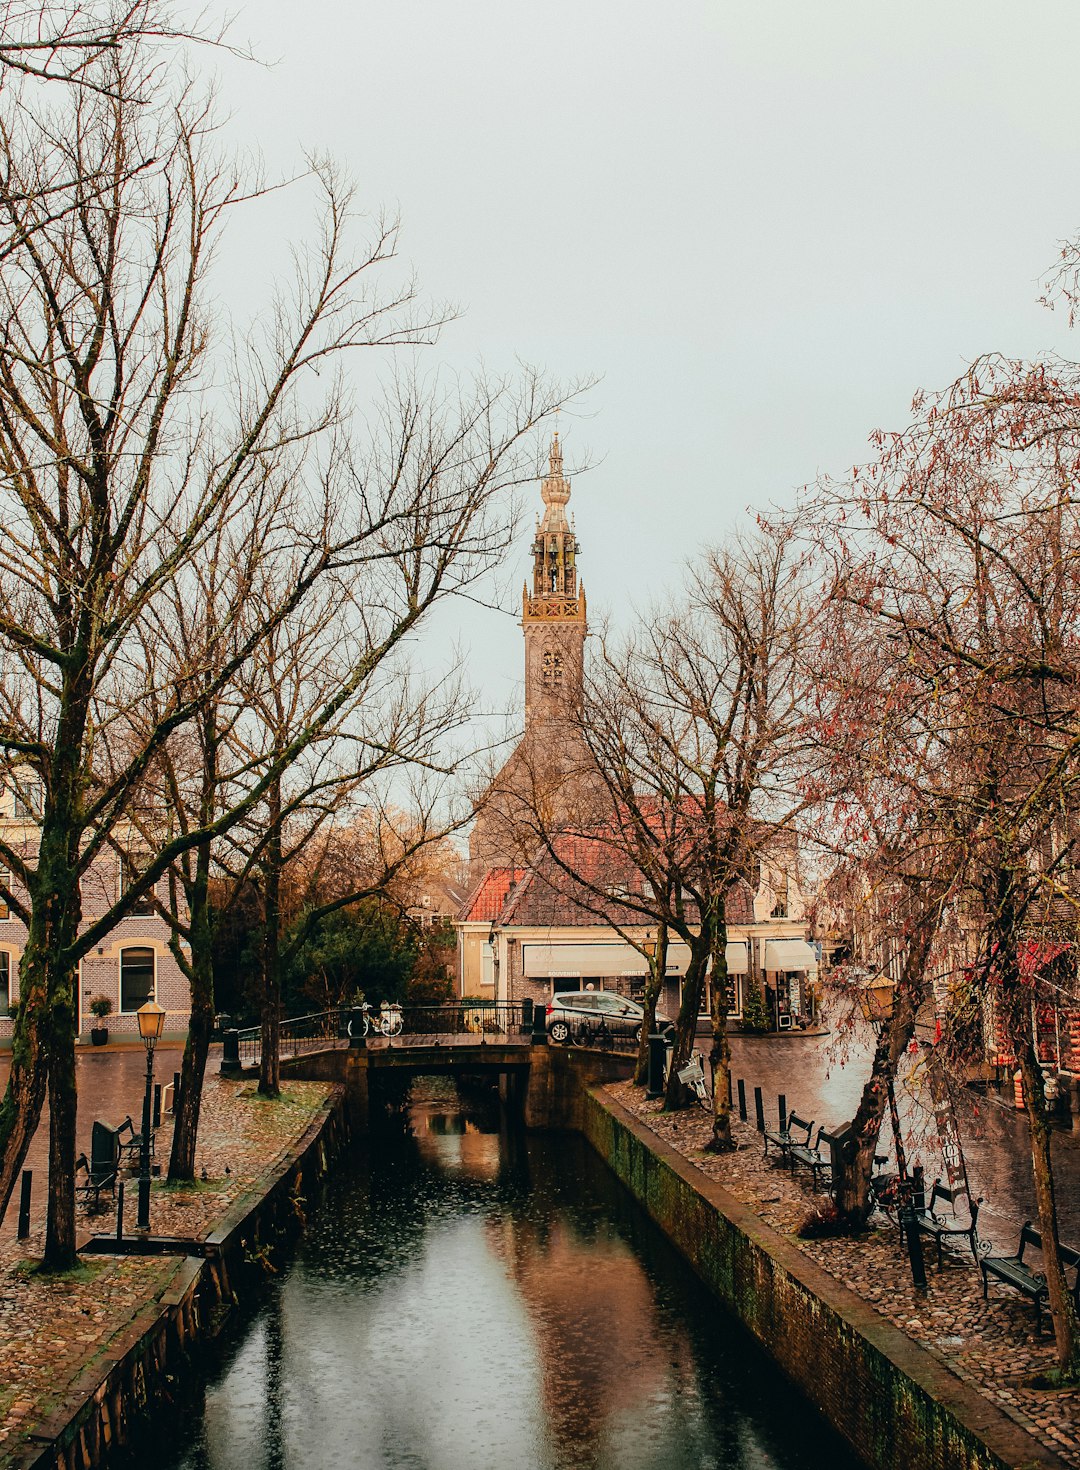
[764,939,818,972]
[725,941,748,975]
[523,942,649,978]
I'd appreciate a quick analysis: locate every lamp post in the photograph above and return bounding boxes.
[136,999,165,1230]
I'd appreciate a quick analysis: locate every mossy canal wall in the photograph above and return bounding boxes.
[580,1086,1065,1470]
[10,1090,349,1470]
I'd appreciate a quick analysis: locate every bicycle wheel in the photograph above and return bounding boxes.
[571,1021,593,1047]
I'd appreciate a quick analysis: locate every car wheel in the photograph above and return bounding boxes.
[549,1020,570,1044]
[632,1026,643,1044]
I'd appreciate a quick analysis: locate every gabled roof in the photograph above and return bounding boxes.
[457,867,525,924]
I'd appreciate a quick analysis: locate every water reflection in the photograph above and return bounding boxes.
[137,1078,864,1470]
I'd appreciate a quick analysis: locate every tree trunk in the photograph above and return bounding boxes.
[259,778,283,1099]
[43,979,78,1270]
[0,950,48,1223]
[833,989,916,1228]
[168,844,215,1181]
[663,933,710,1110]
[633,924,668,1085]
[705,922,734,1152]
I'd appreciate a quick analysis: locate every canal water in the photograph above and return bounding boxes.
[133,1077,865,1470]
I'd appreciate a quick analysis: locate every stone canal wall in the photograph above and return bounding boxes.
[11,1089,349,1470]
[580,1085,1066,1470]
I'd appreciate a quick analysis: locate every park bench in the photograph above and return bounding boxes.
[899,1178,981,1268]
[763,1111,813,1162]
[980,1222,1080,1335]
[788,1124,834,1192]
[75,1120,118,1211]
[115,1113,153,1167]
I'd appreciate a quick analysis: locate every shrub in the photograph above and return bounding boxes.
[89,994,113,1022]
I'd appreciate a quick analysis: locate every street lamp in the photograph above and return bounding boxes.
[136,999,165,1230]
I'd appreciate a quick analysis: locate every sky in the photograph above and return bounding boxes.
[204,1,1080,720]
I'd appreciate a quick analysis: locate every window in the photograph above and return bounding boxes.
[120,947,155,1012]
[11,781,40,817]
[0,952,9,1012]
[120,852,156,916]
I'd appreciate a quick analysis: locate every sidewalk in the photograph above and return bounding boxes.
[0,1068,335,1465]
[607,1080,1080,1469]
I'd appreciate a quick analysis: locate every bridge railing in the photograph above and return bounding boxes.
[233,1001,532,1065]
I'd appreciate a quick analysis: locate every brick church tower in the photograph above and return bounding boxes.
[523,433,586,729]
[468,435,591,877]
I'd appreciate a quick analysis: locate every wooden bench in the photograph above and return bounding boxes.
[116,1113,153,1167]
[899,1179,981,1268]
[764,1111,813,1161]
[75,1120,118,1211]
[980,1222,1080,1335]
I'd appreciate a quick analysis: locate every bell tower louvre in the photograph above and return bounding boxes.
[467,434,591,878]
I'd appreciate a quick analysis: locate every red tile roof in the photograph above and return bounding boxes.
[458,867,525,924]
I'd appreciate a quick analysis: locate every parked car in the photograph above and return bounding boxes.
[545,990,675,1045]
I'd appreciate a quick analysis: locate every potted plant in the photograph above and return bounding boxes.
[89,994,113,1046]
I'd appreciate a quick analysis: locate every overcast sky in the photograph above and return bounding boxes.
[207,1,1080,716]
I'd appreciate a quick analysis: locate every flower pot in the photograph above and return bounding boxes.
[91,1027,108,1046]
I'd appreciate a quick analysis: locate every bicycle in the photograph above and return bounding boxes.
[676,1052,711,1110]
[355,1001,404,1038]
[570,1016,615,1051]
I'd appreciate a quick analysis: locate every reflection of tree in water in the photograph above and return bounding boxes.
[261,1287,286,1470]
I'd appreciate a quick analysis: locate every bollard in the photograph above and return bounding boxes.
[531,1003,548,1045]
[902,1199,928,1290]
[153,1082,162,1130]
[646,1033,667,1099]
[17,1170,30,1240]
[220,1028,242,1077]
[778,1094,787,1133]
[348,1007,366,1048]
[172,1072,181,1113]
[737,1079,747,1122]
[116,1181,124,1243]
[726,1070,733,1107]
[754,1086,765,1133]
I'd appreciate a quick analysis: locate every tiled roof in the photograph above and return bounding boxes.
[499,835,754,929]
[458,867,525,924]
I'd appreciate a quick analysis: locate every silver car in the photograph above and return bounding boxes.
[545,990,675,1045]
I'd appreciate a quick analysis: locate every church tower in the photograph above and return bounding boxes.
[522,433,586,726]
[467,434,590,878]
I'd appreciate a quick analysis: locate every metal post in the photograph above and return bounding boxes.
[116,1181,124,1243]
[137,1042,154,1231]
[16,1169,30,1240]
[778,1094,787,1133]
[531,1004,548,1044]
[348,1007,366,1049]
[521,997,534,1037]
[902,1199,928,1290]
[726,1069,733,1107]
[737,1079,747,1122]
[754,1086,765,1133]
[220,1028,242,1076]
[172,1071,181,1113]
[646,1033,667,1099]
[152,1082,162,1129]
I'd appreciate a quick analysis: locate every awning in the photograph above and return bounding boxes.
[764,939,818,972]
[523,942,649,978]
[725,941,748,975]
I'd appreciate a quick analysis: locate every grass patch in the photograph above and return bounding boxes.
[1022,1366,1080,1390]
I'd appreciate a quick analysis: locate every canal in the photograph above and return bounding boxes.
[130,1076,866,1470]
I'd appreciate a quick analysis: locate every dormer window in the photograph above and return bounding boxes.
[11,781,41,818]
[120,851,156,916]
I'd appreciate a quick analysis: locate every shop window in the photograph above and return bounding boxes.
[120,947,155,1012]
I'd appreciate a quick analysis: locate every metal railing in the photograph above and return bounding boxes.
[232,1001,532,1067]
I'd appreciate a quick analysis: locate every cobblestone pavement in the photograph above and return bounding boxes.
[608,1080,1080,1468]
[725,1023,1080,1246]
[0,1071,334,1463]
